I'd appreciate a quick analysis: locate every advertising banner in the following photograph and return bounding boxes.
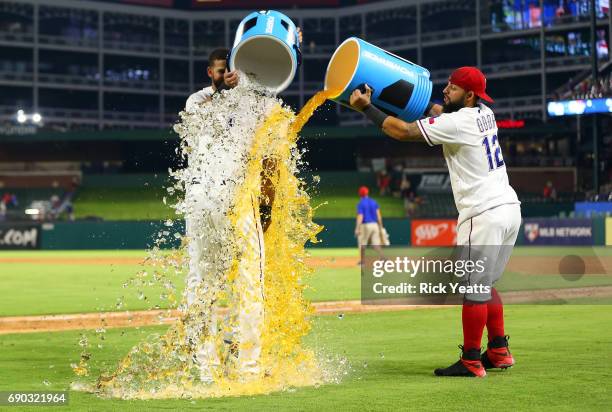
[523,218,593,245]
[575,202,612,217]
[411,219,456,246]
[0,223,40,250]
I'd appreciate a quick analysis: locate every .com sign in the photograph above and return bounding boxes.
[411,219,457,246]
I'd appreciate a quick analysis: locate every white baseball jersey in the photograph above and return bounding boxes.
[183,86,266,379]
[185,86,214,112]
[416,103,520,226]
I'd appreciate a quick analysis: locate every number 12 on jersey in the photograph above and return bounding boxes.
[482,134,504,171]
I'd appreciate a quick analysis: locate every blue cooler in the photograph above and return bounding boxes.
[324,37,432,122]
[229,10,301,94]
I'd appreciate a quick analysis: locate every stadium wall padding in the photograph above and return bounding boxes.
[520,202,574,218]
[39,218,411,249]
[313,218,411,248]
[82,174,171,188]
[593,217,606,246]
[38,217,605,250]
[40,220,185,250]
[81,172,379,189]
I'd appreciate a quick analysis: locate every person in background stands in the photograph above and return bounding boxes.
[400,177,418,217]
[377,170,391,196]
[543,181,557,201]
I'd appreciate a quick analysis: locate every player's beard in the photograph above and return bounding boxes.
[213,77,224,90]
[442,100,464,113]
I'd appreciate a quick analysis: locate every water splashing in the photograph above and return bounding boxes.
[72,77,345,399]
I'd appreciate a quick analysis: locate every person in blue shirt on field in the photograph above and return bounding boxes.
[355,186,384,251]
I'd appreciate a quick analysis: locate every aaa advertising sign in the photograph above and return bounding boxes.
[411,219,457,246]
[523,218,592,245]
[0,224,40,250]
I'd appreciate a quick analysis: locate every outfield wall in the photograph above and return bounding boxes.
[0,217,607,250]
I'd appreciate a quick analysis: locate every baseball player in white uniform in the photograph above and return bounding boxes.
[184,47,266,383]
[350,66,521,378]
[183,27,302,383]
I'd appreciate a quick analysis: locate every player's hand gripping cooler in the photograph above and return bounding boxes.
[229,10,301,94]
[324,37,432,122]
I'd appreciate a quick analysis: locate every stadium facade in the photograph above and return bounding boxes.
[0,0,609,195]
[0,0,609,129]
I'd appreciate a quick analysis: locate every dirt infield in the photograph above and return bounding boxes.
[1,255,609,275]
[1,253,610,335]
[0,301,435,335]
[2,286,612,335]
[0,256,359,268]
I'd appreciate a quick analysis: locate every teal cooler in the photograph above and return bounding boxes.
[229,10,301,94]
[324,37,432,122]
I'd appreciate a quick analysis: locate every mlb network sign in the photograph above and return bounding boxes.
[523,218,593,246]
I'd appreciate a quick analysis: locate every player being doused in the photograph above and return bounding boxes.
[182,32,300,383]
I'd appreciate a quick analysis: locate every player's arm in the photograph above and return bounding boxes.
[354,214,363,237]
[349,86,425,143]
[381,116,425,143]
[214,70,240,94]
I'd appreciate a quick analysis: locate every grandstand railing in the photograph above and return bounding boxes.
[39,107,99,121]
[547,55,591,69]
[164,45,190,57]
[103,78,160,90]
[103,110,160,123]
[38,73,99,87]
[480,16,609,36]
[164,81,190,93]
[301,42,338,56]
[38,34,97,49]
[103,38,160,54]
[318,26,478,53]
[0,70,33,83]
[368,33,418,50]
[0,30,34,44]
[420,26,477,44]
[0,106,169,129]
[493,95,541,109]
[431,56,591,84]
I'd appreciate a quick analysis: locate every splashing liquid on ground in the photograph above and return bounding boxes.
[72,85,344,399]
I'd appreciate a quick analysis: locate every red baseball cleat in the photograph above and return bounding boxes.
[434,346,487,378]
[482,335,515,369]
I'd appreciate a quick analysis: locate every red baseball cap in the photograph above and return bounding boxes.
[358,186,369,197]
[449,67,494,103]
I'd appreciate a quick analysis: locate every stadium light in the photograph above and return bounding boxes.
[15,110,43,125]
[547,97,612,117]
[16,110,27,124]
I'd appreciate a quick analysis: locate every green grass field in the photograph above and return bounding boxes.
[1,307,611,410]
[1,248,610,317]
[0,247,611,410]
[73,187,406,220]
[74,187,177,221]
